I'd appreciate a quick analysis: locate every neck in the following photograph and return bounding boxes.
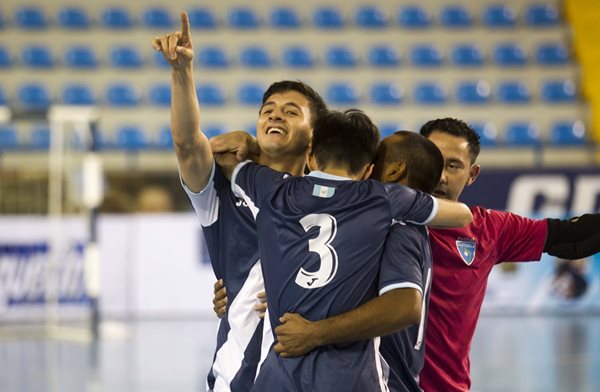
[259,154,306,176]
[317,167,361,180]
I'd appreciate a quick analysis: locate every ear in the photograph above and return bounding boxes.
[466,164,480,186]
[307,153,318,172]
[384,161,408,184]
[361,164,374,180]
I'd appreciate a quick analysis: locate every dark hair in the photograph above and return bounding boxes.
[419,118,481,163]
[311,109,380,175]
[262,80,328,128]
[383,131,444,194]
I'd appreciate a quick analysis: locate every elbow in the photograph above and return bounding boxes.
[407,301,422,326]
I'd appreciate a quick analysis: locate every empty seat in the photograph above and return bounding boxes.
[240,47,272,68]
[368,45,400,67]
[325,46,358,68]
[157,126,173,149]
[203,124,226,138]
[64,46,98,68]
[143,7,173,28]
[483,4,516,28]
[22,46,54,68]
[15,7,48,29]
[410,44,443,67]
[451,44,484,67]
[197,47,229,68]
[0,47,11,68]
[398,6,431,28]
[30,125,50,150]
[229,7,259,29]
[355,5,389,28]
[471,122,498,146]
[525,4,559,27]
[106,83,140,106]
[58,7,90,29]
[282,46,315,68]
[102,8,133,29]
[154,50,171,68]
[549,121,586,145]
[413,82,447,105]
[270,7,301,28]
[536,43,569,65]
[62,84,95,105]
[196,84,226,106]
[440,5,472,28]
[116,126,147,151]
[494,43,526,66]
[18,83,51,109]
[326,83,359,105]
[505,122,540,146]
[149,84,171,106]
[110,46,144,68]
[496,80,531,103]
[0,126,18,150]
[370,82,403,105]
[541,79,577,103]
[188,8,217,29]
[313,7,344,29]
[456,80,491,105]
[238,83,264,105]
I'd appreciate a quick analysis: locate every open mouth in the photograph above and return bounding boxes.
[266,127,286,135]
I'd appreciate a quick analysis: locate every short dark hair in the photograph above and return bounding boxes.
[262,80,328,128]
[383,131,444,194]
[419,118,481,163]
[311,109,380,175]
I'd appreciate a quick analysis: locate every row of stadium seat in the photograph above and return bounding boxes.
[0,120,587,152]
[1,42,570,69]
[0,79,578,108]
[4,4,561,30]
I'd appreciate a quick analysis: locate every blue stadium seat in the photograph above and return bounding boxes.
[549,121,586,146]
[471,122,498,146]
[153,50,171,68]
[18,83,51,109]
[410,44,443,67]
[203,124,226,138]
[270,7,301,28]
[229,7,259,29]
[116,126,147,151]
[313,7,344,29]
[197,47,229,68]
[326,83,359,105]
[451,44,484,67]
[496,80,531,103]
[494,43,526,66]
[196,84,226,106]
[505,122,540,146]
[64,46,98,69]
[325,46,358,68]
[110,46,143,68]
[238,83,264,105]
[483,4,516,28]
[378,123,403,137]
[149,84,171,106]
[15,7,48,29]
[440,5,472,28]
[456,80,491,105]
[240,47,272,68]
[370,82,403,105]
[0,126,18,150]
[62,84,95,105]
[525,4,559,27]
[355,5,389,28]
[102,8,133,29]
[541,79,577,103]
[157,126,173,149]
[106,83,140,106]
[188,8,217,29]
[536,43,569,66]
[143,7,173,28]
[22,46,54,68]
[0,47,11,68]
[0,86,7,105]
[368,45,401,67]
[30,125,50,150]
[398,6,431,29]
[282,46,315,68]
[58,7,90,29]
[413,82,447,105]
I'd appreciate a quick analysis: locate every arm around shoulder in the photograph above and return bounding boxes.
[427,198,473,228]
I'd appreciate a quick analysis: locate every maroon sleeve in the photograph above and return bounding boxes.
[488,209,548,263]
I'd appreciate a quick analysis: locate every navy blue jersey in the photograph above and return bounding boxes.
[232,162,436,392]
[183,162,273,392]
[378,223,433,392]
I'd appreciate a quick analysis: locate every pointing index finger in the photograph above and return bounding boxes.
[180,11,191,42]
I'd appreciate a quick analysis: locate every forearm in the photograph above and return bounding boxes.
[428,198,473,228]
[544,213,600,259]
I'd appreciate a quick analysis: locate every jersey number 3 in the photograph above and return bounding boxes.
[295,213,339,289]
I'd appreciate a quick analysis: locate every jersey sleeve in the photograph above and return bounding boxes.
[379,223,426,296]
[181,160,220,227]
[231,161,286,212]
[385,183,437,225]
[489,209,548,263]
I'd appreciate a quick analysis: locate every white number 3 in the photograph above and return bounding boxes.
[295,213,339,289]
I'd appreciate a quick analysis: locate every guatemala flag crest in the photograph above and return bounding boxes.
[456,238,476,265]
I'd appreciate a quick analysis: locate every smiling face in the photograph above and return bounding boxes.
[256,90,313,161]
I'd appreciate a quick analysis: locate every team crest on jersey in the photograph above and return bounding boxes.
[456,238,476,265]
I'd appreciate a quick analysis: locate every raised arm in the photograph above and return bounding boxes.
[427,198,473,228]
[151,12,213,193]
